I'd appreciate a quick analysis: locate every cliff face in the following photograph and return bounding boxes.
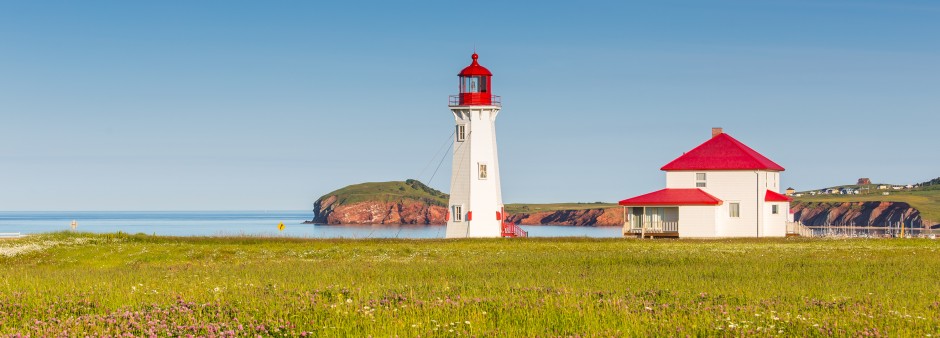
[505,208,623,226]
[310,198,624,226]
[311,195,447,225]
[792,201,936,228]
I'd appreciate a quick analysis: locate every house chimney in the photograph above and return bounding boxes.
[711,127,723,138]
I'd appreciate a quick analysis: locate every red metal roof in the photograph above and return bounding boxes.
[458,53,492,76]
[618,188,723,206]
[764,190,792,202]
[660,133,785,171]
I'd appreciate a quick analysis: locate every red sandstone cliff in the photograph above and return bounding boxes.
[309,197,623,226]
[792,201,937,228]
[504,208,623,226]
[309,195,448,225]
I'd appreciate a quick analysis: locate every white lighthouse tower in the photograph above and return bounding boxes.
[445,53,510,238]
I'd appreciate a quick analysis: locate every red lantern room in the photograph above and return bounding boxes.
[450,53,500,106]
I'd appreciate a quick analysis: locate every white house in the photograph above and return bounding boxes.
[619,128,791,238]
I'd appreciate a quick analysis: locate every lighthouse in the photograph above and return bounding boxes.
[445,53,506,238]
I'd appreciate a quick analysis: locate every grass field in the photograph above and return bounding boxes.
[1,233,939,336]
[794,188,940,223]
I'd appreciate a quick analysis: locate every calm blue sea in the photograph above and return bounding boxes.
[0,211,623,238]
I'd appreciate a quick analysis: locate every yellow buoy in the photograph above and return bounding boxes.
[278,222,285,231]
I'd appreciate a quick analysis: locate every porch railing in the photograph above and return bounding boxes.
[626,221,679,234]
[786,221,813,237]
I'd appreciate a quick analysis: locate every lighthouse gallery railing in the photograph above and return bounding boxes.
[449,95,501,107]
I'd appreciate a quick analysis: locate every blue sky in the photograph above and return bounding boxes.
[1,1,938,211]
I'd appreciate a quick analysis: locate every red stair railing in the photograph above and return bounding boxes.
[501,222,528,238]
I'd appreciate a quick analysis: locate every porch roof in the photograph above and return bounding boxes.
[765,190,792,202]
[618,188,723,206]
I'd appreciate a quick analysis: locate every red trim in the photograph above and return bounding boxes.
[660,133,785,171]
[445,211,449,222]
[618,188,723,206]
[765,190,792,202]
[496,211,501,220]
[467,211,472,221]
[458,53,492,76]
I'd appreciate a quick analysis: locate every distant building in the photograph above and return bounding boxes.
[878,185,889,190]
[785,187,796,196]
[840,187,858,195]
[905,184,914,189]
[857,178,872,185]
[618,128,790,238]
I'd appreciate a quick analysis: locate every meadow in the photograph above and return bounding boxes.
[1,232,938,337]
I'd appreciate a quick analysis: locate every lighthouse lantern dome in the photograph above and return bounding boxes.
[454,53,496,106]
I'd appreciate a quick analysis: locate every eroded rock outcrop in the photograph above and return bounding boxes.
[505,208,623,226]
[309,195,447,225]
[792,201,937,228]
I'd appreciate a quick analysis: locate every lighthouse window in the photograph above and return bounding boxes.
[478,163,488,180]
[456,125,466,142]
[452,205,463,222]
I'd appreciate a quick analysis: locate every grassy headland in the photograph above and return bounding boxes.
[320,179,448,206]
[1,232,938,336]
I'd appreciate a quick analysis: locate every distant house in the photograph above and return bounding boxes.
[877,185,889,190]
[905,184,914,189]
[840,187,858,195]
[618,128,790,238]
[785,187,796,196]
[892,186,904,190]
[825,188,839,194]
[857,178,872,185]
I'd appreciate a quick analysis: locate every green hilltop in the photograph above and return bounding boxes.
[319,179,449,207]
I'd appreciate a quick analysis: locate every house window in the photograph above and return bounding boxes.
[772,204,779,214]
[478,163,488,180]
[452,205,463,222]
[456,125,466,142]
[695,173,706,188]
[729,203,740,218]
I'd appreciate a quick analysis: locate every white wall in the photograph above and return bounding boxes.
[763,202,788,237]
[666,170,785,238]
[446,106,504,238]
[678,206,717,238]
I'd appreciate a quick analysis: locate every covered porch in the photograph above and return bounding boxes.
[622,206,679,238]
[618,188,724,239]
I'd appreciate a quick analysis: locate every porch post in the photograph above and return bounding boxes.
[622,206,628,236]
[641,207,646,239]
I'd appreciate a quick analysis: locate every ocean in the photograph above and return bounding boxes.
[0,211,623,238]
